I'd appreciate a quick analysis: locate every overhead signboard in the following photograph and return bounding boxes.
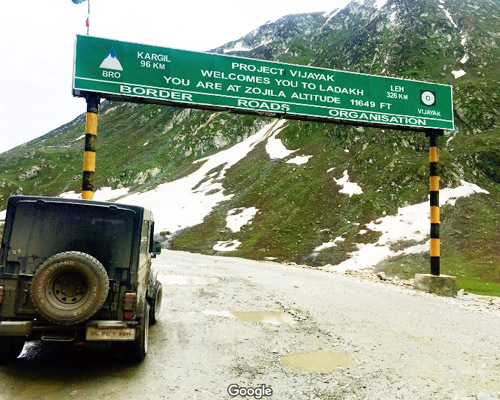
[73,35,454,130]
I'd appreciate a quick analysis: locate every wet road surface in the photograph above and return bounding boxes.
[1,250,500,399]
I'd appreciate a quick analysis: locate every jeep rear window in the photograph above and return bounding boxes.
[7,201,136,272]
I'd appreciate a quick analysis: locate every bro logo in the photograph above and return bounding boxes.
[100,48,123,79]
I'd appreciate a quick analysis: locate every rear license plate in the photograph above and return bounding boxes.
[86,327,136,341]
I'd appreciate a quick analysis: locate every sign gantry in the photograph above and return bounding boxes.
[73,35,454,131]
[73,35,455,280]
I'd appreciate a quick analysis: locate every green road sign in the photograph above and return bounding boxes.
[73,35,454,130]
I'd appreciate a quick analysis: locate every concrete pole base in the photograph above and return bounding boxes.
[414,274,457,297]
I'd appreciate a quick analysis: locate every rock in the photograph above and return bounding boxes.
[377,272,387,281]
[134,167,161,184]
[18,166,41,181]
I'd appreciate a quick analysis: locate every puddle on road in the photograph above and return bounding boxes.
[280,351,353,373]
[159,274,219,286]
[201,310,296,326]
[201,310,235,318]
[231,311,296,326]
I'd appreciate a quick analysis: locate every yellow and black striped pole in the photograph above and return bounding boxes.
[427,129,443,276]
[82,93,100,200]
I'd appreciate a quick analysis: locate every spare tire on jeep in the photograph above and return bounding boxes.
[30,251,109,325]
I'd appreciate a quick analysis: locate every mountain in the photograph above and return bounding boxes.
[1,0,499,295]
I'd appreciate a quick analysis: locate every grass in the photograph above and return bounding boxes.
[379,252,500,297]
[457,280,500,297]
[378,190,500,296]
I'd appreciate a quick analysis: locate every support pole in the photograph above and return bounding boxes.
[414,129,457,296]
[427,129,443,276]
[82,93,100,200]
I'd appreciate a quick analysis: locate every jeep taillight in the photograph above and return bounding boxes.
[0,286,3,304]
[123,292,136,311]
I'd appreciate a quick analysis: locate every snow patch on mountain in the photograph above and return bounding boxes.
[72,134,85,142]
[266,126,295,159]
[119,120,286,234]
[452,69,466,79]
[381,54,391,73]
[322,7,343,27]
[323,7,340,19]
[446,130,458,146]
[226,207,258,232]
[375,0,388,10]
[313,235,345,253]
[265,125,312,165]
[439,4,458,28]
[59,187,130,202]
[213,240,241,252]
[287,155,313,165]
[223,42,254,53]
[258,38,273,47]
[321,180,489,272]
[334,170,363,196]
[459,33,469,65]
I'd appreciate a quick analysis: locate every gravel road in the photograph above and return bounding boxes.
[1,250,500,399]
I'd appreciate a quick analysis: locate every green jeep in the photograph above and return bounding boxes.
[0,195,163,362]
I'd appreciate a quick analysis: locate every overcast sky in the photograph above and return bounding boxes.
[0,0,350,153]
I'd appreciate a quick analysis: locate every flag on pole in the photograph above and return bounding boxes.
[71,0,90,35]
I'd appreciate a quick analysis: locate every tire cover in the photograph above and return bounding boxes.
[30,251,109,325]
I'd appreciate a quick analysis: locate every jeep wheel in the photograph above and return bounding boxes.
[115,302,149,362]
[149,282,162,325]
[0,337,25,363]
[30,251,109,325]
